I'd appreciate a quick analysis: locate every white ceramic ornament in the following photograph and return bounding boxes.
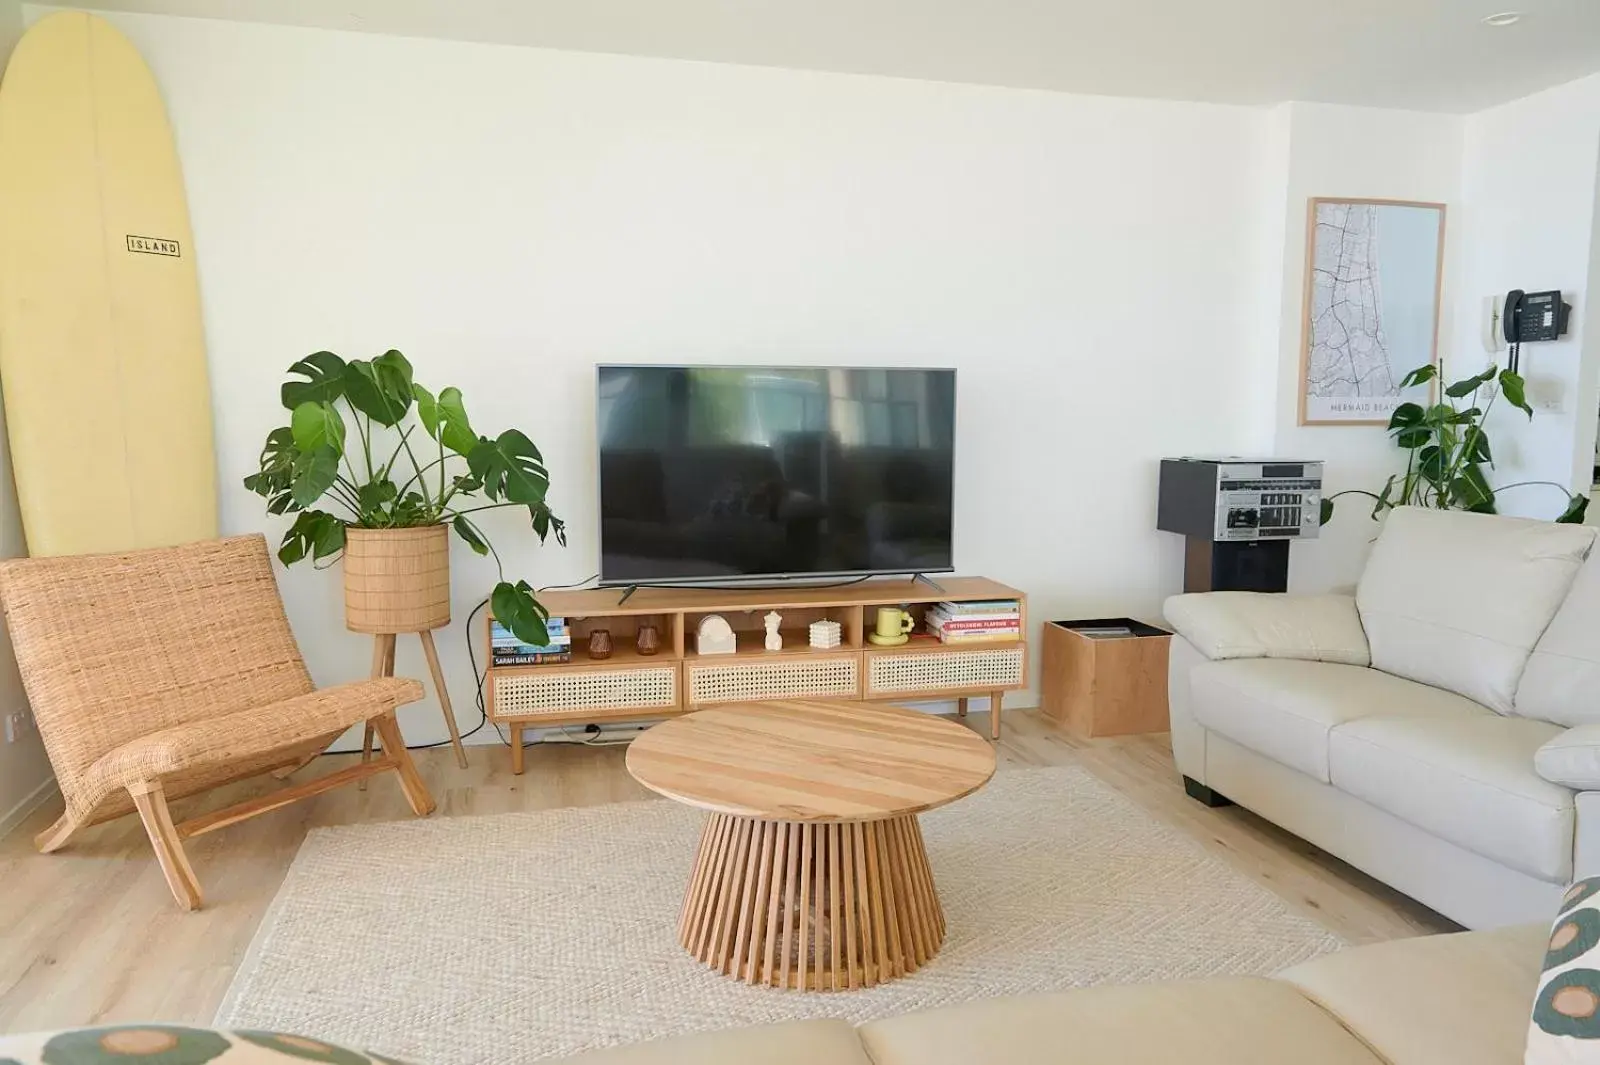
[764,610,783,651]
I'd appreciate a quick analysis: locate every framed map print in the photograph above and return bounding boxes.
[1300,198,1446,425]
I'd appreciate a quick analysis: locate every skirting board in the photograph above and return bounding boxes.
[0,775,57,841]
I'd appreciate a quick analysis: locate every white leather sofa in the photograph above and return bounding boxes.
[0,924,1551,1065]
[1165,505,1600,929]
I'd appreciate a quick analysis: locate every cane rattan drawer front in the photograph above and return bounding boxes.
[866,645,1025,696]
[492,665,678,719]
[686,654,860,705]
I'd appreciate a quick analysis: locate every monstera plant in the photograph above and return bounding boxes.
[1322,362,1589,526]
[244,349,565,646]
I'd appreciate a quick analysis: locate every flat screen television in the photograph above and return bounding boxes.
[597,365,956,585]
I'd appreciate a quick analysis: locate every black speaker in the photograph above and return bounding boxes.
[1183,539,1289,593]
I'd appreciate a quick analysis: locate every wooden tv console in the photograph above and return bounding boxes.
[486,577,1028,773]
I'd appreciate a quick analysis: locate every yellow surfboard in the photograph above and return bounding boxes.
[0,11,217,557]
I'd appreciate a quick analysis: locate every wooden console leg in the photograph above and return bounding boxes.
[1183,776,1234,808]
[511,721,524,775]
[989,691,1003,740]
[957,697,968,719]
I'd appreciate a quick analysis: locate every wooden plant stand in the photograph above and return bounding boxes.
[360,629,467,779]
[486,576,1028,772]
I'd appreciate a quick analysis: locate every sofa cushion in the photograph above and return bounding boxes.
[1355,507,1595,714]
[859,976,1382,1065]
[1189,658,1489,784]
[1518,550,1600,727]
[1328,715,1573,882]
[1279,924,1546,1065]
[1535,725,1600,790]
[1163,592,1370,665]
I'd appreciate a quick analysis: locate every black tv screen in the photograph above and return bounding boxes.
[597,366,956,585]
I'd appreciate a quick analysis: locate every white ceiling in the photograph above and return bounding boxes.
[58,0,1600,112]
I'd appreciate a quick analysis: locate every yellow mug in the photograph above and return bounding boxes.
[875,607,916,640]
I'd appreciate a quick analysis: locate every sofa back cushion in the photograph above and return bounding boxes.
[1517,550,1600,726]
[1355,507,1595,714]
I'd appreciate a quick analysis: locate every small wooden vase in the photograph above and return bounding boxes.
[588,628,613,660]
[343,525,451,634]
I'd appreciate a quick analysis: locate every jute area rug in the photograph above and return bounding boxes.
[217,767,1344,1064]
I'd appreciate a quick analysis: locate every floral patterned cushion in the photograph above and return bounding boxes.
[1528,877,1600,1062]
[0,1026,413,1065]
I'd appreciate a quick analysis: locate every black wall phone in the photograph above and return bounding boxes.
[1502,289,1570,371]
[1504,289,1569,343]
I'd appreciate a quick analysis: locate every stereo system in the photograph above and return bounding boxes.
[1157,457,1325,594]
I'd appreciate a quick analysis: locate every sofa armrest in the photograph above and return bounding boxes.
[1162,593,1370,665]
[1536,726,1600,790]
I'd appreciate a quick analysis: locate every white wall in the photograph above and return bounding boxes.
[1455,73,1600,517]
[0,0,55,834]
[49,8,1274,744]
[1256,102,1464,592]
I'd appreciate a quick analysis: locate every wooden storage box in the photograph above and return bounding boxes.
[1040,618,1172,739]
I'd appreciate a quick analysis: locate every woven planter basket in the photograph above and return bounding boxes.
[343,525,451,634]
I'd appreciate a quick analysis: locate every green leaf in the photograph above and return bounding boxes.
[1450,464,1496,512]
[356,480,398,512]
[1397,365,1438,389]
[468,430,550,505]
[1388,402,1425,429]
[413,383,477,456]
[290,401,346,455]
[343,350,415,426]
[1559,495,1591,524]
[278,510,346,565]
[1423,403,1456,425]
[1394,426,1432,449]
[435,387,477,456]
[1319,497,1334,525]
[1418,445,1446,484]
[451,513,490,556]
[1468,431,1493,464]
[413,383,439,439]
[491,579,550,648]
[1445,366,1496,399]
[529,502,567,546]
[1371,475,1397,520]
[281,351,347,410]
[290,444,340,507]
[1499,369,1533,418]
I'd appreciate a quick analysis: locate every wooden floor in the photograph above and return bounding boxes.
[0,709,1453,1032]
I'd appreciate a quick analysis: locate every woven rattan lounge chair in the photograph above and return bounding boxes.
[0,534,436,910]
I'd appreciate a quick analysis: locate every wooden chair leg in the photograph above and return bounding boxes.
[129,781,203,911]
[419,629,468,769]
[34,810,76,854]
[372,711,436,817]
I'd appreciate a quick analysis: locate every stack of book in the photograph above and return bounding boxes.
[491,617,571,666]
[927,600,1021,644]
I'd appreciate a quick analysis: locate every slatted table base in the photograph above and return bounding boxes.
[677,813,946,990]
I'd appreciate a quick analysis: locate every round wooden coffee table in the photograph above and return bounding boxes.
[626,699,995,991]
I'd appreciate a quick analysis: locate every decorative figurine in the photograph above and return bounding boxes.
[764,610,783,651]
[810,619,842,649]
[696,614,737,655]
